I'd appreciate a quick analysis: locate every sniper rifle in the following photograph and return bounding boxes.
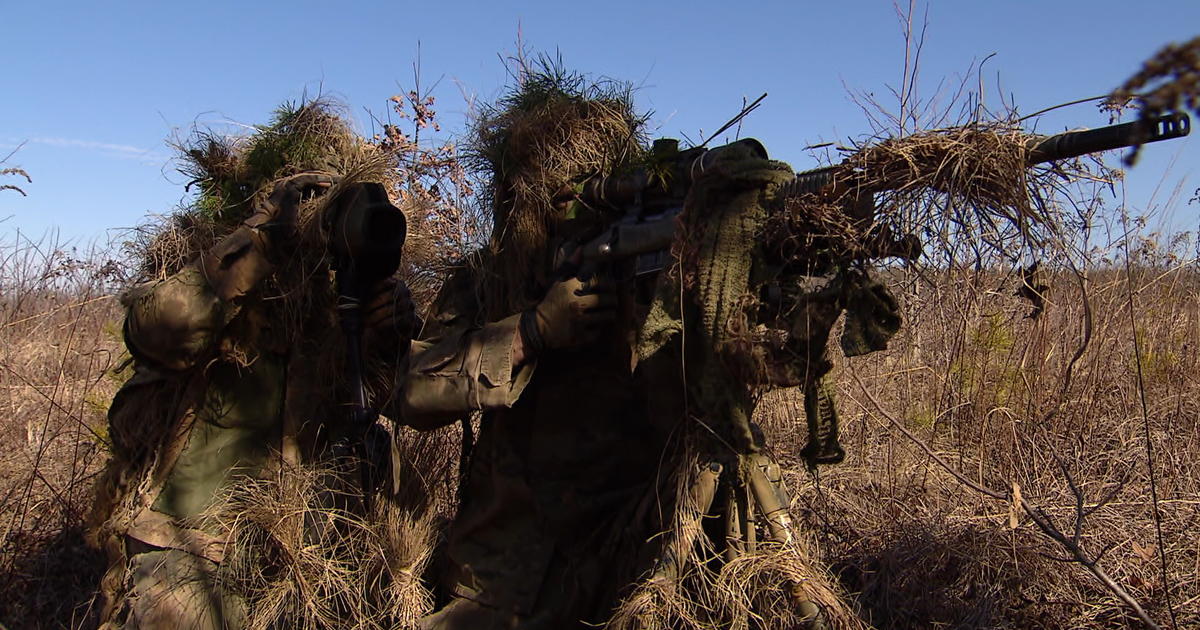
[559,111,1191,278]
[554,111,1190,467]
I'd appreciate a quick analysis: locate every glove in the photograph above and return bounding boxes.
[363,277,419,359]
[243,171,339,242]
[521,274,617,354]
[200,172,337,301]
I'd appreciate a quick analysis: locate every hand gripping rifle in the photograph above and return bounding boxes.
[324,182,407,496]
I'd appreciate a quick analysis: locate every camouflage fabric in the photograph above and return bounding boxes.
[94,258,290,629]
[120,265,292,526]
[96,226,402,628]
[402,272,672,629]
[839,273,901,357]
[100,547,247,630]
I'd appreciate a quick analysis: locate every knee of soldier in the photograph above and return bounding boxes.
[121,549,245,629]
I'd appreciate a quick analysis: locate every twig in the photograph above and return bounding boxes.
[851,370,1165,629]
[1120,212,1180,630]
[1018,95,1111,123]
[701,93,767,148]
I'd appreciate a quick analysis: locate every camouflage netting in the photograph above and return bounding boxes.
[465,62,647,318]
[618,141,868,630]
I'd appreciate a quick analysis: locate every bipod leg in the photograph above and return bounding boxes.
[746,452,830,630]
[646,461,722,583]
[634,460,722,630]
[723,477,744,564]
[722,468,757,630]
[746,453,795,547]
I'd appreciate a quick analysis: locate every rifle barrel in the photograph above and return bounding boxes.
[782,112,1192,200]
[573,113,1191,215]
[1026,112,1190,164]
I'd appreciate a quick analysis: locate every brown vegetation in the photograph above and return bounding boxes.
[0,233,124,627]
[3,47,1198,629]
[757,247,1200,628]
[3,226,1196,629]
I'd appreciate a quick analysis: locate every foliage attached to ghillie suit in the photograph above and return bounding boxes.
[616,104,1110,628]
[135,99,399,282]
[89,99,451,628]
[465,63,647,319]
[200,429,459,630]
[768,121,1104,271]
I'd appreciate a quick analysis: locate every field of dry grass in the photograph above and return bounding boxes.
[0,225,1195,629]
[759,255,1200,628]
[0,233,124,627]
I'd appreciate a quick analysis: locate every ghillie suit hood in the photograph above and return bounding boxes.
[107,99,403,462]
[466,66,646,319]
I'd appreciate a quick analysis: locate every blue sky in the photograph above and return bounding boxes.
[3,1,1198,246]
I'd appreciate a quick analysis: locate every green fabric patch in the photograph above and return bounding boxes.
[152,355,286,520]
[643,141,794,453]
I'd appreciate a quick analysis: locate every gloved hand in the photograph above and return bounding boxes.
[521,274,616,354]
[244,171,339,241]
[201,172,338,301]
[363,276,419,359]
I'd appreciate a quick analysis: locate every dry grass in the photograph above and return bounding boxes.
[0,232,125,628]
[198,427,461,630]
[754,244,1200,628]
[768,120,1114,277]
[2,211,1197,630]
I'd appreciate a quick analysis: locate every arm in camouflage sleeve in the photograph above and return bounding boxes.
[398,314,536,430]
[122,225,275,371]
[124,173,335,371]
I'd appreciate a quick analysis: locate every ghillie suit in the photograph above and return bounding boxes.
[87,100,447,629]
[466,66,646,319]
[400,64,862,630]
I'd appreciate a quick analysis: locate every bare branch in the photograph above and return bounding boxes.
[851,370,1165,629]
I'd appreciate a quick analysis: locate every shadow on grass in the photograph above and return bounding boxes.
[1,526,104,630]
[833,524,1116,630]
